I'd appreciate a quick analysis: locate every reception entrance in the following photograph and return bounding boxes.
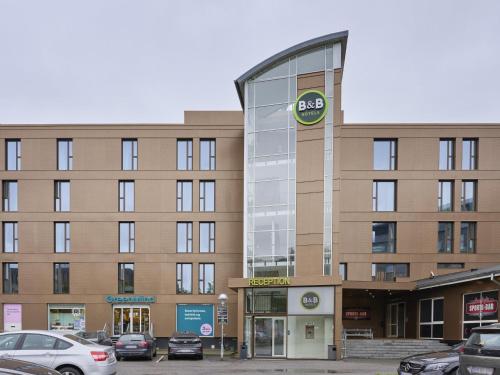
[113,305,150,336]
[254,317,286,358]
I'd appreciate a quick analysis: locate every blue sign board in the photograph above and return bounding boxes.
[176,304,214,337]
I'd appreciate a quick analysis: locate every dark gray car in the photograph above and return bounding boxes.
[398,343,464,375]
[115,333,157,360]
[0,358,61,375]
[460,323,500,375]
[167,332,203,360]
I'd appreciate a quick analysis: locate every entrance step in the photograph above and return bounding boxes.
[344,339,451,359]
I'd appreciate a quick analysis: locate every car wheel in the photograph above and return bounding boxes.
[58,366,82,375]
[168,354,174,360]
[198,354,203,360]
[153,348,157,357]
[147,350,153,360]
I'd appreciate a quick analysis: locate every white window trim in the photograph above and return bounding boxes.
[419,297,444,339]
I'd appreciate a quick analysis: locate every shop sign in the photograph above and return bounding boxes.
[293,90,328,126]
[177,304,214,337]
[3,304,22,332]
[343,308,371,320]
[301,292,320,310]
[105,295,156,304]
[465,297,498,317]
[248,277,290,287]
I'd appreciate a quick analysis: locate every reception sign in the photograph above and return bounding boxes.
[176,304,214,337]
[3,304,22,331]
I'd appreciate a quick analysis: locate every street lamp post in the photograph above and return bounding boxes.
[217,293,228,361]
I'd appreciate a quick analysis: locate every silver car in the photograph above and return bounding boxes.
[0,330,116,375]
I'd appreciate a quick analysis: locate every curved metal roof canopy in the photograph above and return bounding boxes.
[234,30,349,108]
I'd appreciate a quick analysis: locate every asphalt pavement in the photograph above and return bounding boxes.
[117,356,400,375]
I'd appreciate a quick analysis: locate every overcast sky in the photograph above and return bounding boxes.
[0,0,499,124]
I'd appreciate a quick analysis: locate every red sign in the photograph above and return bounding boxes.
[343,308,371,320]
[465,297,498,317]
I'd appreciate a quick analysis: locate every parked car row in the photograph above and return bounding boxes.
[398,323,500,375]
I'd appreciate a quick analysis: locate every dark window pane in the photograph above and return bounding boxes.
[433,299,444,321]
[420,324,431,338]
[432,324,443,338]
[420,300,432,323]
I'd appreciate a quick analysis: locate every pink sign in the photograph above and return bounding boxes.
[3,304,22,331]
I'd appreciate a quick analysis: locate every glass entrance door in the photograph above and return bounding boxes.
[386,302,406,338]
[113,305,150,336]
[254,317,286,357]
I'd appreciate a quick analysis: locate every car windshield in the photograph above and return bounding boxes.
[120,334,144,342]
[78,332,98,339]
[466,332,500,349]
[64,334,96,346]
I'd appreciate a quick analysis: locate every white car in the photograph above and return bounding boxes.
[0,330,116,375]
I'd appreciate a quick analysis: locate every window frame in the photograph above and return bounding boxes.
[199,222,215,253]
[371,263,409,281]
[373,139,397,170]
[119,222,135,253]
[439,138,455,170]
[176,263,193,294]
[199,180,215,212]
[460,221,477,254]
[118,263,134,294]
[121,139,138,171]
[176,222,193,253]
[437,221,454,253]
[462,138,478,170]
[118,180,135,212]
[2,180,18,212]
[462,290,499,339]
[176,139,193,171]
[339,263,347,281]
[372,180,396,212]
[438,180,454,212]
[54,180,70,212]
[437,263,464,269]
[372,222,397,253]
[419,297,444,339]
[2,262,18,294]
[53,263,70,294]
[57,139,73,171]
[461,180,477,212]
[198,263,215,294]
[176,180,193,212]
[5,139,21,171]
[200,138,216,171]
[54,222,71,253]
[2,222,18,253]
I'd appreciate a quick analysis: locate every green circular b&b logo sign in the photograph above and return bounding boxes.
[301,291,320,309]
[293,90,328,126]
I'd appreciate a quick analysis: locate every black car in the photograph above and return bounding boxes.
[0,358,61,375]
[168,331,203,360]
[115,333,157,360]
[75,330,113,346]
[460,323,500,375]
[398,343,464,375]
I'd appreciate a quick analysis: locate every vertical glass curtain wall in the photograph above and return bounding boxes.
[244,44,339,278]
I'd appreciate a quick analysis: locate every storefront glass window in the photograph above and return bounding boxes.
[419,298,444,339]
[245,288,287,314]
[48,304,85,331]
[463,290,498,338]
[287,316,333,359]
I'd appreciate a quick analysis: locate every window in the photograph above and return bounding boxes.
[462,138,478,170]
[3,222,18,253]
[437,263,464,269]
[372,181,396,211]
[5,139,21,171]
[463,291,498,338]
[57,139,73,171]
[199,222,215,253]
[371,263,409,281]
[176,181,192,212]
[437,222,453,253]
[460,222,476,253]
[439,139,455,170]
[54,222,70,253]
[118,263,134,294]
[419,298,444,339]
[438,181,454,211]
[119,222,135,253]
[53,263,69,294]
[176,222,192,253]
[122,139,138,170]
[339,263,347,281]
[54,181,70,212]
[176,263,192,294]
[199,263,215,294]
[119,181,134,212]
[2,181,18,212]
[177,139,193,170]
[372,222,396,253]
[199,181,215,212]
[21,334,57,350]
[200,139,216,170]
[461,180,477,211]
[0,333,21,349]
[373,139,397,170]
[246,288,287,314]
[2,263,18,294]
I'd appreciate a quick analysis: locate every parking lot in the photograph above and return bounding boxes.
[117,357,399,375]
